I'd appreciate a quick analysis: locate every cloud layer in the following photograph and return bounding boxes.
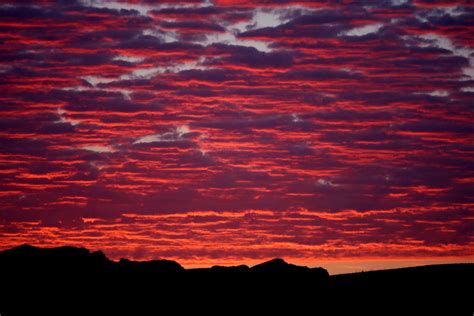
[0,0,473,269]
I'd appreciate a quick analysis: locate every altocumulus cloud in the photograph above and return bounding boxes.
[0,0,472,269]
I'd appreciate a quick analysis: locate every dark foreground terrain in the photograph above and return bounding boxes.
[0,245,472,314]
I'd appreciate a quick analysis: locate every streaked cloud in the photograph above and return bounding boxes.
[0,0,472,271]
[339,23,384,37]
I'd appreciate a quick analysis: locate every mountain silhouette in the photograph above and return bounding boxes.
[0,244,472,314]
[118,257,185,274]
[251,257,308,272]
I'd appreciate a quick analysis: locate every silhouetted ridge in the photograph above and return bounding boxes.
[1,244,473,314]
[210,264,250,273]
[1,244,111,270]
[0,244,329,278]
[251,258,303,272]
[119,257,184,273]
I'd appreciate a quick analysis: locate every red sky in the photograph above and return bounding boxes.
[0,0,473,274]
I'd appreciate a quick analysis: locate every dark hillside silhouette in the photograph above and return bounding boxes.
[0,244,472,314]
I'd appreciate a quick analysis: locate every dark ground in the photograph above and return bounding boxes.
[0,244,472,315]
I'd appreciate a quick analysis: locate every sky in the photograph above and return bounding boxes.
[0,0,473,274]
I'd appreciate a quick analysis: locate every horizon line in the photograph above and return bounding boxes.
[3,244,473,275]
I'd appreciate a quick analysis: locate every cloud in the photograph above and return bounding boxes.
[0,0,473,267]
[316,178,337,187]
[56,108,80,126]
[212,44,295,68]
[339,23,384,37]
[81,145,116,153]
[279,68,364,80]
[133,125,191,144]
[162,20,226,33]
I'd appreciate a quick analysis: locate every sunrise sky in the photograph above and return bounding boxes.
[0,0,473,274]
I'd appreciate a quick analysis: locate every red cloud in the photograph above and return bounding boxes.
[0,0,473,273]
